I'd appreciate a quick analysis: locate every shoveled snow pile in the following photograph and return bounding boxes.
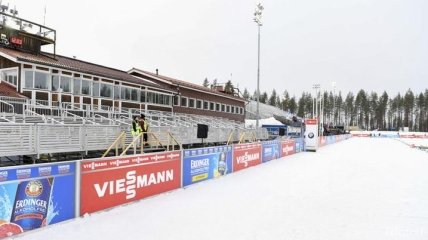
[17,138,428,240]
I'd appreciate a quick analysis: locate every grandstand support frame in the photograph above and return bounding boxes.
[102,131,126,158]
[238,131,257,144]
[120,131,182,156]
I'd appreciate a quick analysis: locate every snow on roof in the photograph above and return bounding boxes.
[245,117,283,128]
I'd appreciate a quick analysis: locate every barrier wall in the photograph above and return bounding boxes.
[182,146,233,187]
[351,131,428,139]
[0,162,76,238]
[1,135,353,238]
[80,151,182,215]
[318,134,352,148]
[261,141,281,163]
[233,143,262,172]
[281,139,296,157]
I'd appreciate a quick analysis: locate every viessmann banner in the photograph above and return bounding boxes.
[80,151,181,215]
[233,143,262,172]
[0,162,76,238]
[261,141,281,163]
[182,146,233,187]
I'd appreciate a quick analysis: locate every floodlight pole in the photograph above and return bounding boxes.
[254,3,263,129]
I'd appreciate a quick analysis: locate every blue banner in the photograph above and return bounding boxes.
[0,162,76,237]
[261,140,281,163]
[183,146,233,187]
[294,138,304,152]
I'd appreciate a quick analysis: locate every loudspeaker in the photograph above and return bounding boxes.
[279,128,286,136]
[197,124,208,139]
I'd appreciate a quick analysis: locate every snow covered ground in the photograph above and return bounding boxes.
[397,138,428,148]
[16,138,428,240]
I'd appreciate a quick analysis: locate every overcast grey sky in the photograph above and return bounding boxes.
[10,0,428,97]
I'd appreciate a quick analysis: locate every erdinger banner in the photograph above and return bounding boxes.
[233,143,262,172]
[261,141,281,163]
[0,162,76,238]
[281,139,296,157]
[80,151,181,215]
[183,146,233,187]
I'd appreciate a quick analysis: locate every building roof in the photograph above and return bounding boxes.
[0,81,27,98]
[0,47,166,90]
[129,68,245,102]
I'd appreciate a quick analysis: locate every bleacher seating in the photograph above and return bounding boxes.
[0,96,269,161]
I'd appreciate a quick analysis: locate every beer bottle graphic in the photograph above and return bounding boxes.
[10,178,54,231]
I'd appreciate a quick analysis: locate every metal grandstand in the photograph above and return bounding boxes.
[0,96,268,165]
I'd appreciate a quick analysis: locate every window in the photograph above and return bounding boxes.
[121,87,131,100]
[34,72,50,90]
[140,91,146,102]
[196,100,202,109]
[160,95,171,105]
[60,76,71,92]
[221,104,225,112]
[231,106,235,114]
[24,70,33,88]
[51,75,59,91]
[100,83,113,98]
[173,95,180,106]
[216,103,220,111]
[240,108,244,115]
[226,105,230,113]
[81,80,91,95]
[114,85,120,100]
[73,78,81,94]
[1,68,18,86]
[131,88,139,101]
[181,97,188,107]
[210,102,215,111]
[189,98,195,108]
[203,101,209,110]
[92,82,100,97]
[236,107,240,114]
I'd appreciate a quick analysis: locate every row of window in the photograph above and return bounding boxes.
[23,70,172,106]
[21,69,244,115]
[174,95,244,115]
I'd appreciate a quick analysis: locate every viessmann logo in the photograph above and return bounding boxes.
[282,145,294,154]
[83,161,108,170]
[236,152,259,167]
[93,170,174,200]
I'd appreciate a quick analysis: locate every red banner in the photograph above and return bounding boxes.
[320,136,328,146]
[233,143,261,172]
[80,151,181,215]
[281,139,296,157]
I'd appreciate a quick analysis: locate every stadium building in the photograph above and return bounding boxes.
[0,10,245,122]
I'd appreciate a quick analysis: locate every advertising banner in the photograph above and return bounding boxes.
[0,162,76,238]
[281,139,296,157]
[182,146,233,187]
[319,136,327,147]
[326,136,335,145]
[80,151,181,215]
[233,143,261,172]
[294,138,304,152]
[261,141,281,163]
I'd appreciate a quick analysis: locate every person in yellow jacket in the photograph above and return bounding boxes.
[139,114,149,146]
[131,115,142,148]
